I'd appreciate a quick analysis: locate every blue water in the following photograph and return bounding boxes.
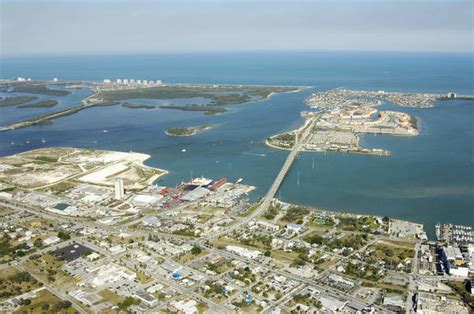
[0,86,91,125]
[1,52,473,238]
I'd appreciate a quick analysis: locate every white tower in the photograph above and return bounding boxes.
[114,178,124,200]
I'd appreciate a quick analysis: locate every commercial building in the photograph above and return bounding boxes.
[256,220,280,232]
[131,194,162,207]
[134,291,158,307]
[328,274,355,289]
[226,245,262,260]
[168,299,198,314]
[320,296,347,312]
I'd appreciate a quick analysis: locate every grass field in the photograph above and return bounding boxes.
[0,267,41,302]
[14,289,77,314]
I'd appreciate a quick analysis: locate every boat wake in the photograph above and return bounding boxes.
[243,152,266,157]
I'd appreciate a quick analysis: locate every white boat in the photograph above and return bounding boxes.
[181,148,187,153]
[102,130,108,133]
[41,138,46,143]
[26,140,30,144]
[10,141,14,145]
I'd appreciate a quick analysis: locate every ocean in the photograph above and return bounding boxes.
[1,51,473,238]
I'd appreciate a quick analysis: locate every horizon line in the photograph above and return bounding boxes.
[2,49,473,59]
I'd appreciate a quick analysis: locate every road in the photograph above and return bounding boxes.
[12,264,86,314]
[0,93,98,132]
[201,118,316,242]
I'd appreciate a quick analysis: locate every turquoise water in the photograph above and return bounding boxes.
[1,52,473,238]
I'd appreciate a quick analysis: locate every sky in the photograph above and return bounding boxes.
[1,0,473,56]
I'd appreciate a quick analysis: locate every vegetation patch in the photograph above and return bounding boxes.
[18,100,58,108]
[122,103,155,109]
[280,206,310,224]
[166,125,210,137]
[0,268,40,301]
[0,96,38,107]
[160,104,227,115]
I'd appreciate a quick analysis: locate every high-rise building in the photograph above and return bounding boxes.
[114,178,124,200]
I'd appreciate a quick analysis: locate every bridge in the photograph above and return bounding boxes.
[203,118,315,241]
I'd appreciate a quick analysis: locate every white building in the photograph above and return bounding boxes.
[168,299,198,314]
[91,263,136,287]
[43,236,60,246]
[123,79,129,85]
[256,220,280,232]
[131,194,162,207]
[114,178,124,200]
[328,274,354,288]
[103,79,111,84]
[320,296,347,312]
[226,245,262,260]
[116,79,123,84]
[287,224,304,234]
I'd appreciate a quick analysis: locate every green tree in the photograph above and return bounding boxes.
[191,245,202,255]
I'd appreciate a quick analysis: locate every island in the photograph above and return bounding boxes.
[0,96,38,107]
[12,83,71,96]
[267,89,422,156]
[165,125,211,137]
[0,80,302,132]
[159,104,227,115]
[122,103,155,110]
[18,99,58,108]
